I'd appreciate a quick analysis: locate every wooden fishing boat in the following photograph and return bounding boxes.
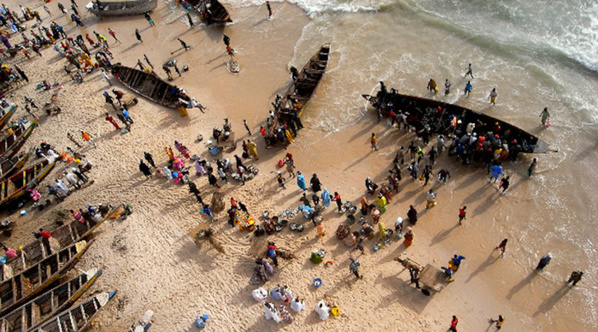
[1,205,117,282]
[0,157,56,209]
[0,269,103,332]
[31,291,116,332]
[110,65,192,109]
[267,44,331,141]
[0,153,29,180]
[0,240,94,317]
[86,0,157,17]
[0,120,38,162]
[363,89,549,153]
[183,0,232,24]
[0,104,17,132]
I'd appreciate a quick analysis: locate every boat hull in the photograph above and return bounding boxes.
[86,0,157,17]
[364,91,549,153]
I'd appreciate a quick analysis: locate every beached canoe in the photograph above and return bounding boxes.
[0,153,29,180]
[268,43,331,140]
[86,0,157,17]
[30,290,116,332]
[0,269,102,332]
[0,157,55,209]
[363,90,549,153]
[184,0,232,24]
[1,205,117,282]
[110,65,192,109]
[0,104,17,132]
[0,240,94,317]
[0,120,38,162]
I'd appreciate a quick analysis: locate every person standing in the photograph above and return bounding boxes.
[243,119,252,135]
[177,38,190,51]
[332,191,343,213]
[488,88,498,105]
[464,63,474,78]
[105,113,121,130]
[267,242,278,267]
[425,189,437,209]
[108,28,119,42]
[540,107,550,127]
[139,160,152,178]
[458,206,466,225]
[490,315,505,330]
[403,227,414,248]
[566,270,583,286]
[464,80,472,97]
[489,164,503,183]
[370,133,378,151]
[499,176,510,194]
[536,253,552,270]
[296,171,306,190]
[144,151,156,168]
[527,158,537,176]
[247,140,259,160]
[276,171,286,189]
[444,79,451,95]
[81,130,95,147]
[496,238,508,257]
[266,1,272,19]
[310,174,322,192]
[186,12,194,27]
[349,257,362,279]
[407,205,418,225]
[427,78,437,93]
[449,315,459,332]
[144,12,154,26]
[450,254,466,272]
[135,28,142,43]
[101,69,112,86]
[144,54,154,69]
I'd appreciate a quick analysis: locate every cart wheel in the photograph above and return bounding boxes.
[421,288,431,296]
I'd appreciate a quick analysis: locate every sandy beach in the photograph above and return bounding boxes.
[1,0,596,331]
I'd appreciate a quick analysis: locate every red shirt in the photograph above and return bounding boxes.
[451,317,458,329]
[41,230,52,239]
[459,209,466,218]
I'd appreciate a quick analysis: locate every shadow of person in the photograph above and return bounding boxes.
[533,284,571,316]
[466,250,500,283]
[507,270,539,300]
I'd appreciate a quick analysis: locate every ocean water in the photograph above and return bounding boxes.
[230,0,598,329]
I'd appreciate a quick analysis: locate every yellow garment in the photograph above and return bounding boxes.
[247,141,259,159]
[285,130,294,144]
[378,222,387,239]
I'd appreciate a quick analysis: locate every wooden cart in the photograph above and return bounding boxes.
[419,264,450,296]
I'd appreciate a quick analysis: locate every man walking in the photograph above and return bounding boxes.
[464,63,473,78]
[105,113,121,130]
[177,38,190,51]
[449,315,459,332]
[135,28,142,43]
[243,119,252,135]
[496,238,508,258]
[536,253,552,270]
[108,28,119,42]
[266,1,272,19]
[567,270,583,286]
[349,257,362,279]
[425,189,437,209]
[267,242,278,267]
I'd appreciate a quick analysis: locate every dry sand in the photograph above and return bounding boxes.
[0,1,587,331]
